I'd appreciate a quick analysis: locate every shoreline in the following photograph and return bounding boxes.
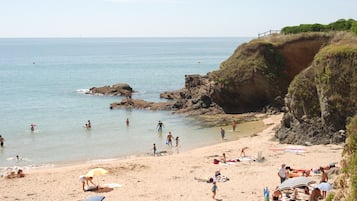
[0,113,344,201]
[0,113,269,170]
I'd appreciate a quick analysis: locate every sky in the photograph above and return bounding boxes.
[0,0,356,37]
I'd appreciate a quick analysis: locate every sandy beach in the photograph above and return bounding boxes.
[0,113,343,201]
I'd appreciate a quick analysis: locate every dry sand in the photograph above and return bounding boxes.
[0,113,343,201]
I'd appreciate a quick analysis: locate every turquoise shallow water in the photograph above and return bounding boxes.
[0,37,250,168]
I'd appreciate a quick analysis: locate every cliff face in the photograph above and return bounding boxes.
[275,35,357,144]
[106,32,357,145]
[209,32,357,144]
[209,33,331,113]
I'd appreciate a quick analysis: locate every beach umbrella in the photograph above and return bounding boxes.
[85,195,105,201]
[86,168,108,177]
[278,177,315,190]
[86,168,108,186]
[316,182,333,191]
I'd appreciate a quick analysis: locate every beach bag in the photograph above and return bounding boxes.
[213,159,219,164]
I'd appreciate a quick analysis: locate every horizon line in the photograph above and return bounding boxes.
[0,35,254,39]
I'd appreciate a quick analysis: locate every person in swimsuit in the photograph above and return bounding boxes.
[232,120,237,131]
[79,175,96,191]
[157,120,164,132]
[220,128,225,141]
[126,118,129,127]
[309,188,322,201]
[0,135,4,147]
[167,132,174,147]
[175,136,179,147]
[153,143,157,156]
[240,146,248,157]
[211,181,217,199]
[272,188,282,201]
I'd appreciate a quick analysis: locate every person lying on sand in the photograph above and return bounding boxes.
[5,169,25,179]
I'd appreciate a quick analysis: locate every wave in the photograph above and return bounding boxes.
[75,88,89,94]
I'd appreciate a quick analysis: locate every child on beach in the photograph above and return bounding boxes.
[211,181,217,199]
[153,143,157,156]
[175,136,179,147]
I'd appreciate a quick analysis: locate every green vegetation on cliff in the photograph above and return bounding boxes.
[314,44,357,129]
[344,115,357,200]
[281,19,357,35]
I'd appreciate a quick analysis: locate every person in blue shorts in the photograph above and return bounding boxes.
[212,181,218,199]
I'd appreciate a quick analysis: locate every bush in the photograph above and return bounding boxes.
[281,19,357,34]
[346,115,357,200]
[325,192,335,201]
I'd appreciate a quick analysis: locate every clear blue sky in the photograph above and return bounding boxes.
[1,0,356,37]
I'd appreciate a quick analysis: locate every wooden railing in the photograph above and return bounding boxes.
[258,30,280,38]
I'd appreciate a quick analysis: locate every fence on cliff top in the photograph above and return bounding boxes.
[258,30,281,38]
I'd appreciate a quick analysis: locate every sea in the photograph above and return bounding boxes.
[0,37,250,168]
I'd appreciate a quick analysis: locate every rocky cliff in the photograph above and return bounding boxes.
[107,32,357,145]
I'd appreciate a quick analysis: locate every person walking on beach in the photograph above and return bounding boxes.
[0,135,5,147]
[157,120,164,132]
[277,164,287,183]
[220,128,225,141]
[153,143,157,156]
[167,132,174,147]
[211,181,218,199]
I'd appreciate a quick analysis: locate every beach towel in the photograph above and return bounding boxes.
[84,185,98,191]
[237,156,256,162]
[103,183,122,188]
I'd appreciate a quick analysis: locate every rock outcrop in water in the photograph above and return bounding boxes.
[110,75,224,115]
[87,83,133,96]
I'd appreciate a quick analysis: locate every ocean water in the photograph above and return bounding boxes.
[0,37,250,168]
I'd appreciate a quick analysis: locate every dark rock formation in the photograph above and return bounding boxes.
[110,98,174,110]
[110,75,224,115]
[87,83,133,96]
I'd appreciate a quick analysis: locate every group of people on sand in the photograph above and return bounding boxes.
[4,168,25,179]
[273,162,336,201]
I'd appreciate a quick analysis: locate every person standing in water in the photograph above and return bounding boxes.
[126,118,129,127]
[175,136,179,147]
[220,128,225,141]
[232,120,237,132]
[30,124,35,132]
[0,135,5,147]
[157,120,164,132]
[87,120,91,128]
[167,132,174,147]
